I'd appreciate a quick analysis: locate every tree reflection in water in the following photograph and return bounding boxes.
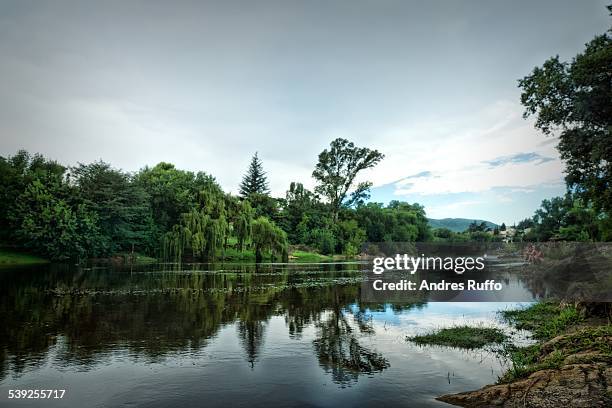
[0,262,392,384]
[313,308,389,385]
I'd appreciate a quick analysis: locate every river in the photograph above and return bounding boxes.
[0,262,537,407]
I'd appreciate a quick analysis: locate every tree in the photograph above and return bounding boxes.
[10,179,104,261]
[71,161,157,255]
[532,194,601,241]
[334,220,366,256]
[354,201,430,243]
[312,138,384,221]
[433,227,454,240]
[519,7,612,215]
[226,196,254,251]
[533,196,570,241]
[161,182,228,262]
[239,152,270,197]
[517,218,535,230]
[0,150,65,242]
[247,192,279,220]
[251,217,288,262]
[278,182,329,244]
[468,221,488,233]
[308,228,336,255]
[135,162,216,233]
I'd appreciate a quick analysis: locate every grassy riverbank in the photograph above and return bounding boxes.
[498,302,596,382]
[289,250,334,262]
[0,248,50,265]
[437,302,612,407]
[1,245,342,266]
[218,243,350,263]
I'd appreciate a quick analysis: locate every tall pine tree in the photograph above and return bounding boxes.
[239,152,270,197]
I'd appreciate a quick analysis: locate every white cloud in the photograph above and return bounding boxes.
[367,100,564,196]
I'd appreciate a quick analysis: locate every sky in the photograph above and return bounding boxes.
[0,0,609,224]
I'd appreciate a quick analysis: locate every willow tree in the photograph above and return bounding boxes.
[251,217,288,262]
[234,201,254,251]
[225,195,254,252]
[162,182,228,262]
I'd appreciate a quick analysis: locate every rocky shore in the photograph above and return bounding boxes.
[437,324,611,407]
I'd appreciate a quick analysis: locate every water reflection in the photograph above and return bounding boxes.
[0,263,391,382]
[314,308,389,385]
[0,262,553,406]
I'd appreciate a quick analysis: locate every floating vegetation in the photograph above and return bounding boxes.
[408,326,507,349]
[45,276,365,297]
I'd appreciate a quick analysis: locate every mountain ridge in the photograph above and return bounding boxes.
[428,218,498,232]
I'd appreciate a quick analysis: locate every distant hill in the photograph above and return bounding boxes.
[428,218,498,233]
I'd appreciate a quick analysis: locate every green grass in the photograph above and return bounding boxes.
[289,250,333,262]
[0,248,49,265]
[219,247,257,262]
[499,343,564,382]
[497,302,606,383]
[499,325,611,383]
[117,253,158,264]
[500,302,583,340]
[407,326,507,349]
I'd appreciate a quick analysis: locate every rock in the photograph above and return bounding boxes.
[437,362,611,407]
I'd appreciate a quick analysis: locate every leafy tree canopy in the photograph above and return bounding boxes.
[519,8,612,214]
[312,138,384,220]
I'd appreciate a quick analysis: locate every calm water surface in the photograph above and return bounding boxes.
[0,262,536,407]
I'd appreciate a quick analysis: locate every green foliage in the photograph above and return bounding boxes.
[312,138,384,220]
[532,193,603,241]
[71,161,157,254]
[251,217,288,262]
[468,221,489,233]
[408,326,507,349]
[239,152,270,197]
[334,220,366,257]
[161,182,228,262]
[519,12,612,216]
[433,228,453,239]
[289,250,333,262]
[308,229,336,255]
[468,231,491,242]
[500,302,583,340]
[227,197,254,251]
[134,162,216,232]
[246,192,279,220]
[0,150,65,242]
[10,179,104,261]
[516,218,535,230]
[278,182,328,244]
[498,303,606,383]
[0,248,49,265]
[354,201,430,243]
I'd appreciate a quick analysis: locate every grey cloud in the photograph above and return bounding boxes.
[0,0,607,197]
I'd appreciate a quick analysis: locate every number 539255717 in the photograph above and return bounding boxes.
[8,389,65,399]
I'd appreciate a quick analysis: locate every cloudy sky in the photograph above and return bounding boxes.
[0,0,609,224]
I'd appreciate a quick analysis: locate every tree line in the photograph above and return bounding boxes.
[0,138,431,262]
